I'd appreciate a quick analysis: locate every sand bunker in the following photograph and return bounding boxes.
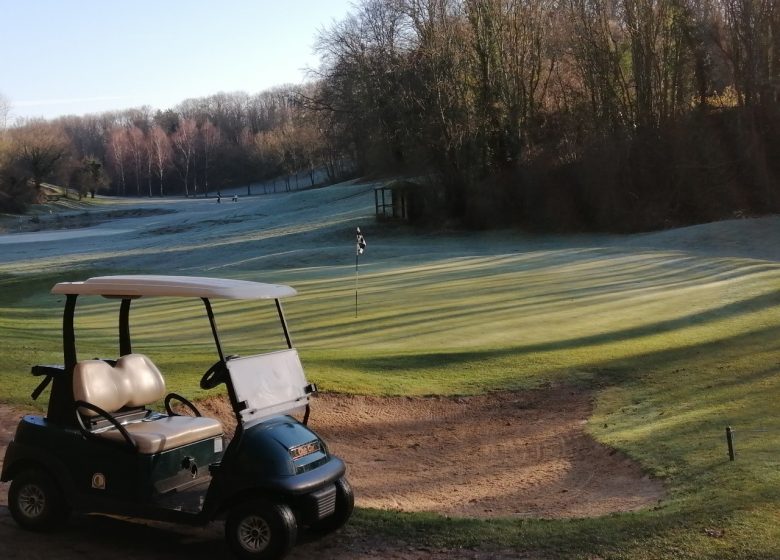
[199,385,663,519]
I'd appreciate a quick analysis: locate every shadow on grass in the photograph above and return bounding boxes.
[350,490,780,559]
[315,290,779,378]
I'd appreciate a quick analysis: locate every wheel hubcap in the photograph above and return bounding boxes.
[237,515,271,552]
[18,484,46,519]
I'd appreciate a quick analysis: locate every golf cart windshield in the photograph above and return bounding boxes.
[227,349,312,425]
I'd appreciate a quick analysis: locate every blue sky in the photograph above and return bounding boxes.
[0,0,354,120]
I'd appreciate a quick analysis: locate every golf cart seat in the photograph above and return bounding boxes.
[73,354,223,454]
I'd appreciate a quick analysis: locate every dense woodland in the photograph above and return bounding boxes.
[1,0,779,231]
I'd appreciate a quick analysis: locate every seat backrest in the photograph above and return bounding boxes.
[73,353,166,416]
[226,349,310,425]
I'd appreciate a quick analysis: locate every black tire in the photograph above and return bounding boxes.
[308,477,354,535]
[225,500,297,560]
[8,468,70,531]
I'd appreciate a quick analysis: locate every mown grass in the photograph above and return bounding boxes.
[0,218,778,558]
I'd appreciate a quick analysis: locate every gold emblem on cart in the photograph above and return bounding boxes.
[92,472,106,490]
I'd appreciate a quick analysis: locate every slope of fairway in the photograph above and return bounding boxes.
[0,182,778,559]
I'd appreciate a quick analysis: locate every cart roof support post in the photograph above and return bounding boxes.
[202,298,225,362]
[275,299,293,349]
[63,294,78,372]
[119,298,132,356]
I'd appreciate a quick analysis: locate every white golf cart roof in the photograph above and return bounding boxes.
[52,275,297,299]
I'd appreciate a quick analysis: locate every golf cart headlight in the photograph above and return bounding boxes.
[289,440,321,460]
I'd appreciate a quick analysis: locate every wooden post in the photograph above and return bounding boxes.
[726,426,735,461]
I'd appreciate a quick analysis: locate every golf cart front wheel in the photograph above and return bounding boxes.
[225,500,297,560]
[8,468,70,531]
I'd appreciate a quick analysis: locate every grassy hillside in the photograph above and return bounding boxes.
[0,182,778,558]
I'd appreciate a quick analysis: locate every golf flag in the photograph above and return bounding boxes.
[355,227,367,318]
[356,227,366,255]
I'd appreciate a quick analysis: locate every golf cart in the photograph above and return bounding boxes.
[1,275,353,560]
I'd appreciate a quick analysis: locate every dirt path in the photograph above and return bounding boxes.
[0,387,662,558]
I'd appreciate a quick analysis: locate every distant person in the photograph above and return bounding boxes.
[217,195,221,204]
[232,194,238,202]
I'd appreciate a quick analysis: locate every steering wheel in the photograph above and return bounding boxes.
[200,360,228,390]
[164,393,202,417]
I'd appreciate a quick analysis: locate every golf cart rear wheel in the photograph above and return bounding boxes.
[226,500,297,560]
[8,468,70,531]
[308,477,354,535]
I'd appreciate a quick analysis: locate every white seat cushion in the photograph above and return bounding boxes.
[74,353,223,453]
[100,416,223,454]
[73,354,166,416]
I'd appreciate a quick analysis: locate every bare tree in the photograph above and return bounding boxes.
[58,114,110,165]
[68,156,109,199]
[108,128,129,195]
[126,125,146,196]
[465,0,556,168]
[620,0,694,126]
[172,117,197,197]
[720,0,778,105]
[0,145,36,212]
[149,125,172,196]
[565,0,634,130]
[199,119,221,195]
[0,92,10,131]
[9,120,71,196]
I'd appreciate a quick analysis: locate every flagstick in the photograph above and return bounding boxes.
[354,226,366,319]
[355,252,359,318]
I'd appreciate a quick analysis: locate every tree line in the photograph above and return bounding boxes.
[313,0,780,230]
[2,0,779,232]
[0,87,352,212]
